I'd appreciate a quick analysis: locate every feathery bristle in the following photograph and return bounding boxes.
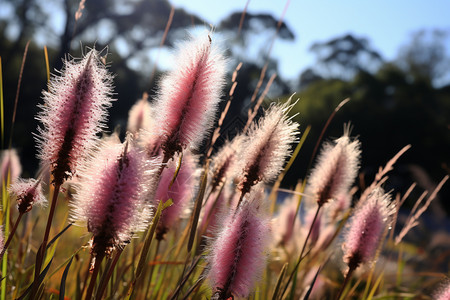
[207,188,270,299]
[153,33,226,159]
[0,149,22,186]
[306,132,361,206]
[127,95,153,135]
[237,100,299,195]
[273,195,300,247]
[70,137,154,256]
[433,278,450,300]
[210,137,243,191]
[154,151,196,240]
[342,188,395,270]
[9,178,46,214]
[36,49,115,185]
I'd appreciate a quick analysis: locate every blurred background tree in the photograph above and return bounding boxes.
[0,0,448,214]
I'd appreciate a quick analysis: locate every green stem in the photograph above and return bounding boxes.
[30,183,61,298]
[145,239,161,298]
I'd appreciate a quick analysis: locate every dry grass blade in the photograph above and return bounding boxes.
[248,0,291,105]
[44,46,50,82]
[361,145,411,201]
[207,62,242,158]
[395,175,449,244]
[237,0,250,38]
[148,5,175,88]
[243,73,277,133]
[308,98,350,170]
[9,41,30,148]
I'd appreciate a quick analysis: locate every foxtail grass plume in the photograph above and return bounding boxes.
[9,178,46,214]
[200,189,226,236]
[209,137,242,192]
[433,278,450,300]
[155,152,196,240]
[327,192,352,221]
[127,93,153,136]
[342,188,395,270]
[237,101,299,197]
[71,136,153,259]
[273,195,301,248]
[36,49,114,185]
[0,149,22,186]
[306,130,360,207]
[207,188,270,299]
[153,33,226,161]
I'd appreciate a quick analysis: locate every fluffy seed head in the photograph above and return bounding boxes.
[237,101,299,195]
[36,49,115,185]
[342,188,395,270]
[207,189,270,299]
[9,178,46,214]
[273,195,300,247]
[210,137,243,191]
[0,149,22,186]
[200,189,227,236]
[127,94,154,136]
[154,152,196,240]
[71,136,153,257]
[154,32,226,159]
[433,278,450,300]
[306,131,361,206]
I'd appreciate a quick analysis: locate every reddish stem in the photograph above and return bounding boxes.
[85,253,105,300]
[96,249,122,300]
[335,266,355,300]
[0,212,23,260]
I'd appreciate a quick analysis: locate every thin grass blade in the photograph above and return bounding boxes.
[59,256,74,300]
[271,263,288,300]
[17,256,54,300]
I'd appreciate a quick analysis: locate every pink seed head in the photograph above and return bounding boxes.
[155,151,196,240]
[9,178,46,214]
[433,278,450,300]
[207,189,270,299]
[127,94,154,136]
[200,189,227,235]
[342,188,395,270]
[237,100,299,195]
[327,192,352,221]
[210,138,241,190]
[273,195,300,246]
[154,32,226,159]
[0,149,22,186]
[71,136,154,256]
[306,131,361,206]
[36,49,115,185]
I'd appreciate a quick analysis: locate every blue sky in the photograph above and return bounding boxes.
[170,0,450,80]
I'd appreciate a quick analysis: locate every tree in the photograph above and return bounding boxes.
[397,29,450,86]
[309,33,383,79]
